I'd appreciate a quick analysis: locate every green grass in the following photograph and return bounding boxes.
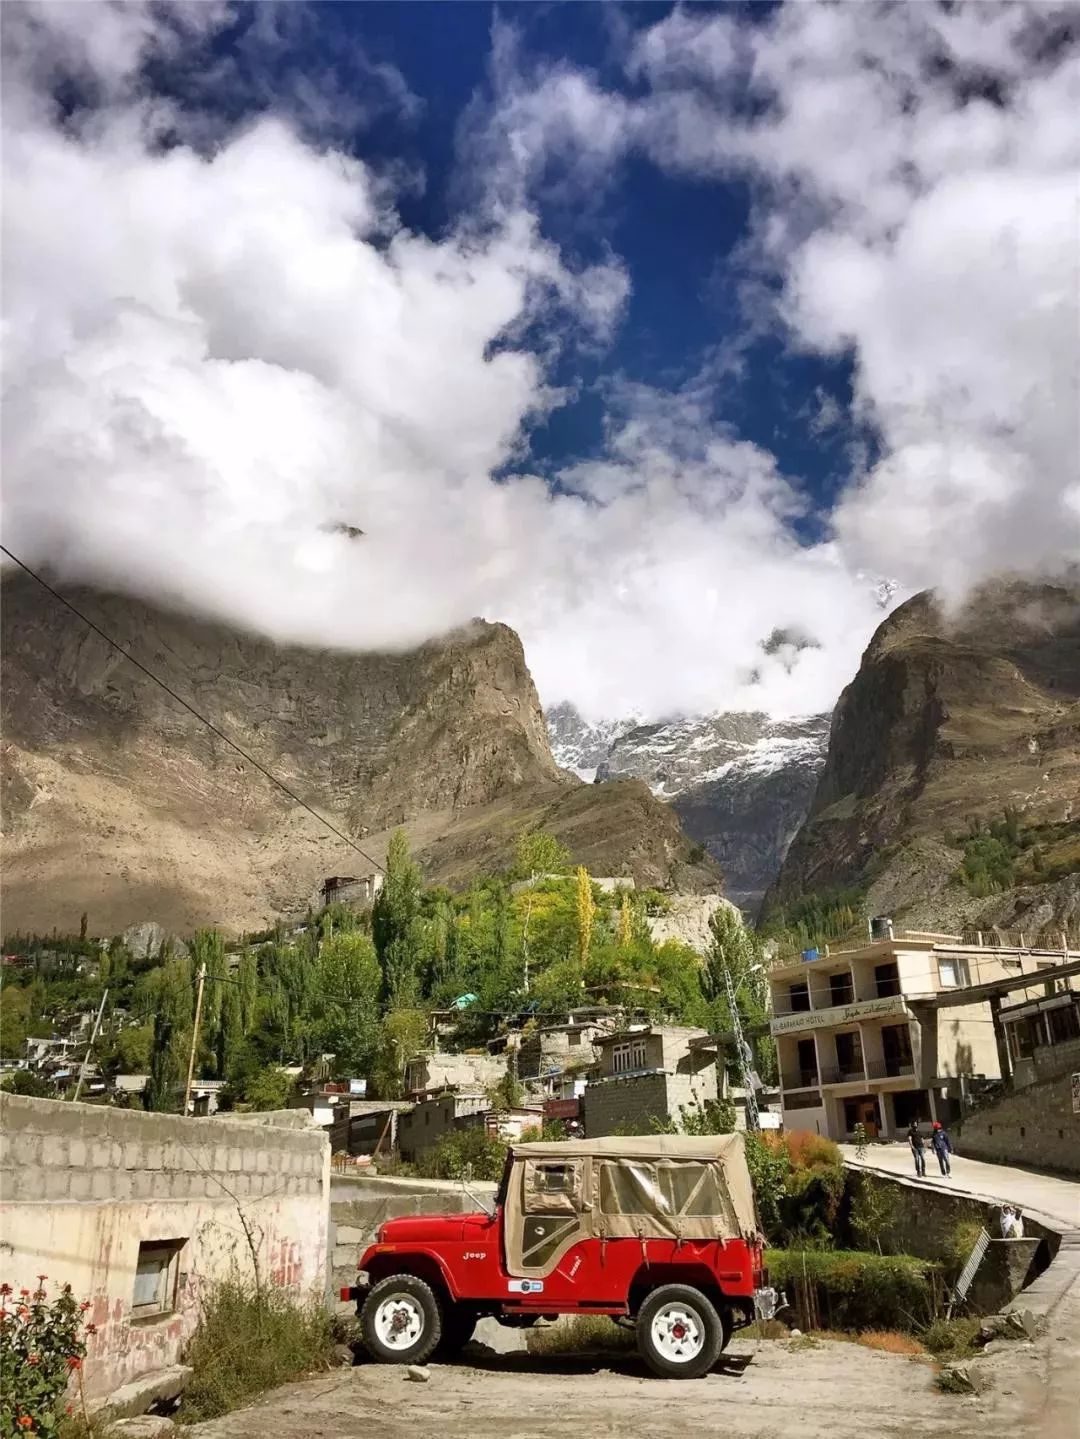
[180,1282,334,1423]
[525,1316,635,1356]
[766,1249,942,1334]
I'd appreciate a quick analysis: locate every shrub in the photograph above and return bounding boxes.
[921,1315,983,1359]
[784,1132,842,1172]
[181,1282,333,1422]
[0,1278,91,1437]
[767,1250,942,1334]
[418,1127,508,1183]
[525,1316,634,1356]
[745,1133,791,1237]
[849,1172,900,1255]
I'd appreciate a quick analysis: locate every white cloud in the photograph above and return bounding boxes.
[3,1,1075,732]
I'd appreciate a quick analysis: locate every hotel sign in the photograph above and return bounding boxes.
[771,994,911,1036]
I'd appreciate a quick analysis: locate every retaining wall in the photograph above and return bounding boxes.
[0,1094,330,1397]
[956,1069,1080,1176]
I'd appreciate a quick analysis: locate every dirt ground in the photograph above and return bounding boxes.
[185,1326,1058,1439]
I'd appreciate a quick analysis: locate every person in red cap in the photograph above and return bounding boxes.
[930,1120,952,1176]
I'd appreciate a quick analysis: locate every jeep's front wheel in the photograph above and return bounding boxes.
[636,1284,723,1380]
[360,1274,442,1365]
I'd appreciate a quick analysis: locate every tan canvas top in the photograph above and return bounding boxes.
[505,1132,758,1261]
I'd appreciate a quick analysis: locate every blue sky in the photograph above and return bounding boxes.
[2,1,1076,717]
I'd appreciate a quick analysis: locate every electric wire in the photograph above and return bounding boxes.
[1,545,383,873]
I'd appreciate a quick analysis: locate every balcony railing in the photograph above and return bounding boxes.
[781,1070,820,1090]
[864,1057,915,1080]
[819,1063,867,1085]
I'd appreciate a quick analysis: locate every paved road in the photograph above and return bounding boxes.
[839,1143,1080,1231]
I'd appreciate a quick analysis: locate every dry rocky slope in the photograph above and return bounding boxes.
[0,574,717,936]
[766,579,1080,937]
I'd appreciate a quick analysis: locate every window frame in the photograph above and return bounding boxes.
[937,956,971,989]
[610,1037,648,1074]
[131,1240,185,1321]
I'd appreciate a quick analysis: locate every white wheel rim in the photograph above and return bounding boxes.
[374,1294,424,1351]
[650,1303,705,1363]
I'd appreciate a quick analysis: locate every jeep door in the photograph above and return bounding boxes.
[504,1156,590,1280]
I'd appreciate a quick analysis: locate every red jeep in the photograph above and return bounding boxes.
[343,1133,776,1379]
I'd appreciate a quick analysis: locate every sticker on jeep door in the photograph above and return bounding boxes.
[508,1279,545,1294]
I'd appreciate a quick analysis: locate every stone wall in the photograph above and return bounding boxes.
[0,1094,330,1398]
[846,1163,1057,1312]
[329,1173,496,1305]
[956,1070,1080,1176]
[579,1070,714,1136]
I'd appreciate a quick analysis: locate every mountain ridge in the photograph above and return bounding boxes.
[0,574,718,934]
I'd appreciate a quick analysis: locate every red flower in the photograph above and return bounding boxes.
[79,1301,92,1312]
[67,1356,82,1370]
[0,1309,7,1319]
[0,1283,11,1296]
[19,1289,30,1297]
[27,1354,40,1366]
[36,1275,47,1284]
[17,1307,29,1318]
[17,1418,34,1431]
[86,1323,97,1336]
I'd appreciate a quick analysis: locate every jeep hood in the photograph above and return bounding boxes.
[376,1211,492,1244]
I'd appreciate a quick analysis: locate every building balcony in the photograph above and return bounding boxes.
[780,1070,820,1092]
[864,1058,915,1081]
[819,1064,868,1086]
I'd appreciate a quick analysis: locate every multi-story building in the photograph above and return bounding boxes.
[582,1024,719,1137]
[769,930,1075,1141]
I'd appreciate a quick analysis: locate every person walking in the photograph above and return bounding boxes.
[907,1119,926,1177]
[930,1120,952,1176]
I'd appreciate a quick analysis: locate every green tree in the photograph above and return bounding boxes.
[703,905,775,1085]
[575,866,595,965]
[371,1008,427,1098]
[114,1022,154,1073]
[243,1065,294,1112]
[313,931,381,1075]
[372,830,424,1005]
[512,829,570,881]
[1,1068,53,1098]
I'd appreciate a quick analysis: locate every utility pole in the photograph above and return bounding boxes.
[183,962,207,1118]
[72,988,108,1103]
[720,949,760,1133]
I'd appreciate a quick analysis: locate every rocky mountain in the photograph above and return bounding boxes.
[547,706,829,910]
[0,574,718,936]
[766,579,1080,939]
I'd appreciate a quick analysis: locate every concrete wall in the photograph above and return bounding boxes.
[398,1092,488,1162]
[582,1068,717,1136]
[0,1094,330,1398]
[956,1070,1080,1176]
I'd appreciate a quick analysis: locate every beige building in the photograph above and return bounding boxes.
[769,931,1074,1141]
[404,1049,506,1097]
[582,1024,719,1137]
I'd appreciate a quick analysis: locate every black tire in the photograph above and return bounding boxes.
[437,1304,478,1356]
[360,1274,442,1365]
[636,1284,724,1380]
[718,1306,734,1353]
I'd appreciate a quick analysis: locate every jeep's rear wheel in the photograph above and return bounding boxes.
[360,1274,442,1365]
[637,1285,723,1380]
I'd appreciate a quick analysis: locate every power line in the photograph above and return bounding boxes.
[1,545,383,873]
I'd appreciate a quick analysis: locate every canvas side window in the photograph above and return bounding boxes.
[599,1161,668,1215]
[523,1159,582,1214]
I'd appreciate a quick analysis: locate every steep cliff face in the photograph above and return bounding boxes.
[766,580,1080,935]
[1,575,718,934]
[548,705,829,909]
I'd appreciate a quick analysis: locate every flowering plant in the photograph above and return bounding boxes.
[0,1279,91,1436]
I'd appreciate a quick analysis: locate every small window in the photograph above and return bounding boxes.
[568,1031,581,1046]
[611,1038,648,1074]
[937,957,971,989]
[535,1163,573,1194]
[132,1241,185,1319]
